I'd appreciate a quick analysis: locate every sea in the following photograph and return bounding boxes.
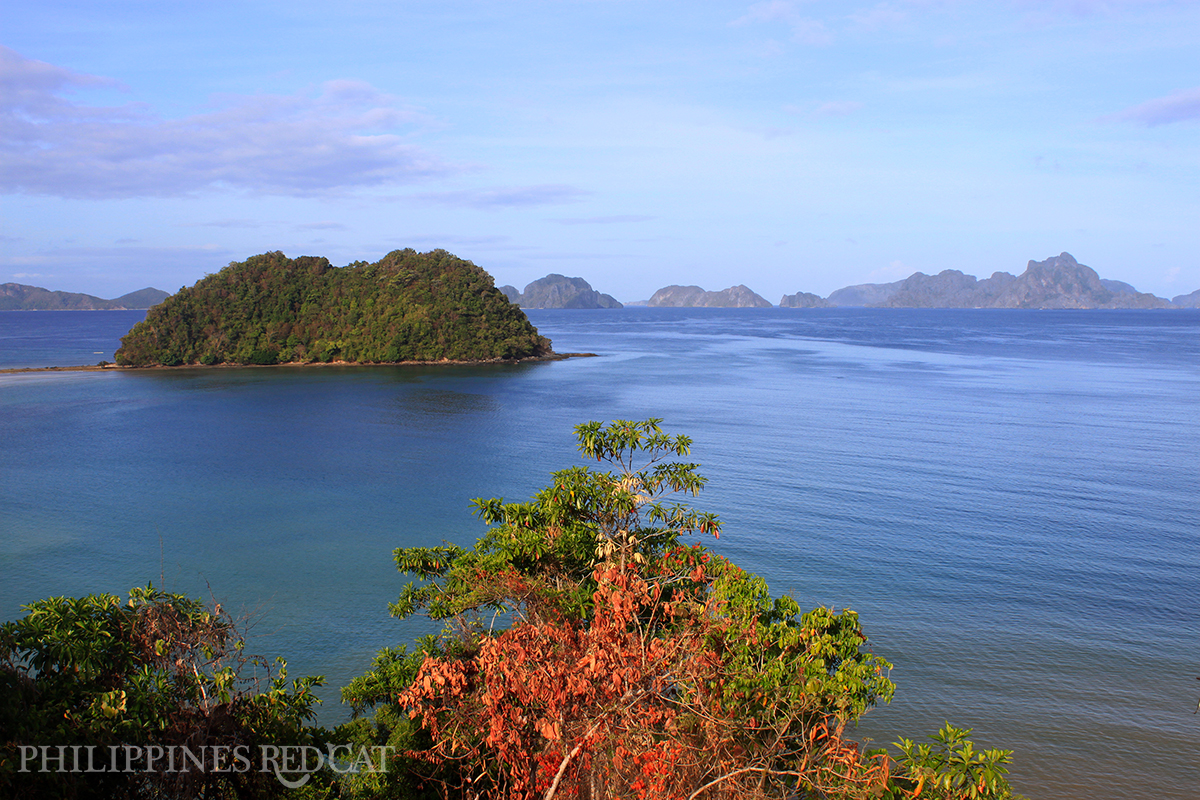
[1,307,1197,799]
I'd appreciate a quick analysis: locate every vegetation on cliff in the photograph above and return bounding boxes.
[115,250,551,367]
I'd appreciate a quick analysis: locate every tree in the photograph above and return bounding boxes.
[0,585,323,799]
[348,419,1014,799]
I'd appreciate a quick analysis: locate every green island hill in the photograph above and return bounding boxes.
[115,249,553,367]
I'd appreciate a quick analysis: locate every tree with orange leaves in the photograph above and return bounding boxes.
[341,419,1020,800]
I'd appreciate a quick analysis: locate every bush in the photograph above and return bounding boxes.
[0,585,323,799]
[339,420,1020,799]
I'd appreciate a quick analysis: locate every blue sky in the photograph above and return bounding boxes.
[2,0,1198,302]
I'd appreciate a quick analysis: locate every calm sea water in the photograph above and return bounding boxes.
[1,308,1197,799]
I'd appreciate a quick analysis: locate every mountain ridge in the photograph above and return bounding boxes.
[648,284,772,308]
[815,253,1180,309]
[0,283,169,311]
[502,274,622,309]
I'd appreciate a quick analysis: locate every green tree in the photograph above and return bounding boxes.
[0,585,323,799]
[345,419,1012,799]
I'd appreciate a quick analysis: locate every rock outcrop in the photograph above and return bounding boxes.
[647,285,772,308]
[509,275,622,309]
[1101,279,1139,295]
[850,254,1170,309]
[990,253,1169,309]
[779,291,831,308]
[826,281,904,307]
[1171,289,1200,308]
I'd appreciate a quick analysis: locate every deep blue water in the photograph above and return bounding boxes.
[1,307,1197,799]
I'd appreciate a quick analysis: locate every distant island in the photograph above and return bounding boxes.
[1172,289,1200,308]
[1,284,168,311]
[646,284,772,308]
[815,253,1177,309]
[115,250,551,367]
[500,274,622,309]
[633,254,1193,309]
[779,291,832,309]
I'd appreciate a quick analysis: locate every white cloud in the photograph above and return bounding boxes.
[848,3,910,30]
[550,215,655,225]
[416,185,590,208]
[730,2,834,45]
[295,221,349,231]
[189,219,269,229]
[1107,87,1200,125]
[0,46,451,199]
[812,100,865,117]
[1013,0,1181,15]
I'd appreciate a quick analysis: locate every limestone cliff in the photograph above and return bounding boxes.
[511,275,622,309]
[647,284,772,308]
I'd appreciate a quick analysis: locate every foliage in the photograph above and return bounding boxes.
[0,421,1023,800]
[346,419,1004,799]
[115,249,552,366]
[0,585,323,799]
[881,724,1022,800]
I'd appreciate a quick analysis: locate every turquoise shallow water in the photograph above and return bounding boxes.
[1,307,1198,799]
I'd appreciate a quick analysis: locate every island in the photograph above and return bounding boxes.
[647,284,772,308]
[799,253,1186,309]
[1172,289,1200,308]
[115,249,552,367]
[779,291,832,308]
[500,274,623,309]
[1,284,168,310]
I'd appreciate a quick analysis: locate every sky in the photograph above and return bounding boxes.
[2,0,1198,303]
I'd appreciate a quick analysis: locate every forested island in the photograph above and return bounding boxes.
[115,250,552,367]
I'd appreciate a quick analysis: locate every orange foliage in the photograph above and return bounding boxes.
[396,555,889,800]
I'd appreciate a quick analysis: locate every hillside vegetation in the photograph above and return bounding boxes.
[115,250,551,367]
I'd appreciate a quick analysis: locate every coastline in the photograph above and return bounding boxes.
[0,352,598,375]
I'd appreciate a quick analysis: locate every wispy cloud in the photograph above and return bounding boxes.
[1107,87,1200,125]
[295,221,348,231]
[550,215,655,225]
[0,244,239,292]
[1013,0,1179,16]
[416,184,590,209]
[386,234,539,253]
[0,46,452,199]
[189,219,268,229]
[848,3,910,31]
[730,2,834,46]
[811,100,865,117]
